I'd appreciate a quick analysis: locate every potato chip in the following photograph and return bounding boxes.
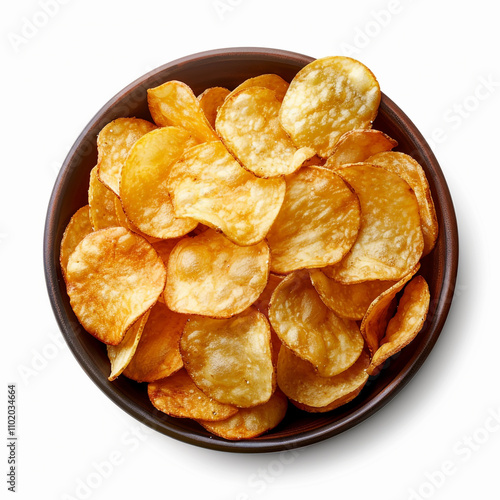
[107,312,149,381]
[168,141,286,246]
[269,270,364,377]
[123,301,185,382]
[309,269,394,321]
[324,164,424,283]
[367,151,438,255]
[197,86,230,128]
[66,227,166,345]
[230,73,289,102]
[277,345,370,408]
[360,264,419,355]
[324,129,397,169]
[59,205,93,281]
[197,390,288,440]
[280,56,381,157]
[291,385,364,413]
[369,276,430,374]
[88,166,120,230]
[180,308,274,408]
[267,166,360,274]
[148,369,237,421]
[113,197,162,243]
[120,127,198,239]
[216,87,314,177]
[97,117,156,195]
[166,229,270,318]
[147,80,218,143]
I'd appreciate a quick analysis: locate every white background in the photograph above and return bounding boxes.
[2,0,500,499]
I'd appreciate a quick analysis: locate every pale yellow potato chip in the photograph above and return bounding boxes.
[107,312,149,381]
[147,80,218,142]
[230,73,289,102]
[197,390,288,440]
[166,229,270,318]
[88,166,120,230]
[123,301,185,382]
[60,205,93,281]
[197,86,230,128]
[277,345,370,408]
[360,264,419,355]
[309,269,395,321]
[148,369,238,421]
[269,270,364,377]
[66,227,166,345]
[367,151,438,255]
[97,117,156,195]
[120,127,198,239]
[324,129,397,169]
[369,276,430,374]
[168,141,286,246]
[180,308,274,408]
[280,56,381,157]
[216,87,314,178]
[267,166,360,274]
[324,164,424,283]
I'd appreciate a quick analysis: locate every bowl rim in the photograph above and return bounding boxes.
[44,47,459,453]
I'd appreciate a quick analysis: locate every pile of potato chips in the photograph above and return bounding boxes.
[60,56,437,440]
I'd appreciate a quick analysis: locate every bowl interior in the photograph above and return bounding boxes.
[44,48,458,452]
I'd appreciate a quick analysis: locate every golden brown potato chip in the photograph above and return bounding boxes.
[369,276,430,374]
[123,301,185,382]
[360,264,419,355]
[324,164,424,283]
[88,166,120,230]
[107,312,149,381]
[97,118,156,195]
[216,87,314,177]
[147,80,218,143]
[168,141,286,246]
[197,86,230,128]
[120,127,198,239]
[309,269,394,321]
[291,385,365,413]
[180,308,274,408]
[267,166,360,274]
[230,73,289,102]
[367,151,438,255]
[197,390,288,440]
[59,205,93,281]
[280,56,381,157]
[148,369,238,421]
[66,227,166,345]
[277,345,370,408]
[166,229,270,318]
[324,129,397,169]
[269,270,364,377]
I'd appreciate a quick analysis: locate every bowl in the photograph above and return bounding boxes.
[44,47,459,453]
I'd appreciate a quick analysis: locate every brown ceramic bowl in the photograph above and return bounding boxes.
[44,47,458,452]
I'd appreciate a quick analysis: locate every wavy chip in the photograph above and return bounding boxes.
[367,151,438,255]
[66,227,166,345]
[180,308,274,408]
[280,56,381,157]
[123,301,185,382]
[216,87,314,177]
[88,166,120,230]
[324,129,397,169]
[120,127,198,239]
[97,117,156,195]
[369,276,430,374]
[324,164,424,283]
[269,270,364,377]
[197,86,230,128]
[168,141,285,246]
[277,345,370,409]
[147,80,218,143]
[166,229,270,318]
[230,73,289,102]
[267,166,360,274]
[148,369,238,421]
